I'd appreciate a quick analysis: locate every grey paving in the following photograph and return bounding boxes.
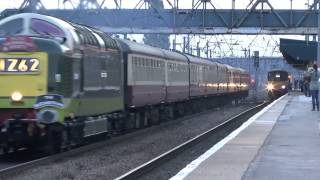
[243,95,320,180]
[183,95,290,180]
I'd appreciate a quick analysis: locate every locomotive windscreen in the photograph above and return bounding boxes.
[268,71,289,81]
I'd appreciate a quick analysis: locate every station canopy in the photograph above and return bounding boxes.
[280,38,316,69]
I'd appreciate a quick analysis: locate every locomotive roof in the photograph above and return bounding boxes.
[0,13,119,52]
[0,13,77,50]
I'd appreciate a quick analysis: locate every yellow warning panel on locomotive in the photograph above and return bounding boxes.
[0,52,48,98]
[0,57,40,74]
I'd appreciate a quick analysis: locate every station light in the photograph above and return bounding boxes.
[11,91,23,102]
[281,85,286,89]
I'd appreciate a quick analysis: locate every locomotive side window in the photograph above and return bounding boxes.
[30,19,65,37]
[0,18,23,36]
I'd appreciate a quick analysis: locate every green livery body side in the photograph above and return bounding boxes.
[64,96,124,117]
[0,37,124,122]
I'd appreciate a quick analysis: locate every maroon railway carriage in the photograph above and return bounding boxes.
[163,50,189,102]
[118,39,166,108]
[117,39,250,110]
[117,39,189,108]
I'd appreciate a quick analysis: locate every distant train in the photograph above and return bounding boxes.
[0,13,250,153]
[267,70,290,99]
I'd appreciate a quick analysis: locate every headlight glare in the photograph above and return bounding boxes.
[267,84,274,91]
[11,92,23,101]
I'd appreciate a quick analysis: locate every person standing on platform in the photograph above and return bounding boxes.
[304,71,311,97]
[309,64,319,111]
[300,79,304,92]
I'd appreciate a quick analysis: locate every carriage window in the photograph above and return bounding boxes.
[147,59,151,67]
[0,18,23,36]
[30,19,65,37]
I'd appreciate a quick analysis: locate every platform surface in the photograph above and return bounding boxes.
[171,94,320,180]
[243,95,320,180]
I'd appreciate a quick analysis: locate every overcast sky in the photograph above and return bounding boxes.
[0,0,314,57]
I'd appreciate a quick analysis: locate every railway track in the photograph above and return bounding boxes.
[0,141,103,179]
[0,100,265,179]
[0,128,148,179]
[114,101,269,180]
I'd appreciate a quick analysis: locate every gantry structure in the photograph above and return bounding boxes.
[7,0,320,35]
[0,0,319,59]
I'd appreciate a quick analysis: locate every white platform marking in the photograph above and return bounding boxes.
[169,95,287,180]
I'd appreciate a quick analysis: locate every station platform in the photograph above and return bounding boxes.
[171,93,320,180]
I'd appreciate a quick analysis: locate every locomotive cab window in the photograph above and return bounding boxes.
[268,71,288,81]
[30,19,65,38]
[0,18,23,37]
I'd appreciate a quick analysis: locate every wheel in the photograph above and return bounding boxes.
[61,129,71,151]
[44,124,64,154]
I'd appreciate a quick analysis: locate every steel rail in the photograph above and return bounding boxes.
[115,101,269,180]
[0,130,142,179]
[0,100,263,179]
[0,140,109,179]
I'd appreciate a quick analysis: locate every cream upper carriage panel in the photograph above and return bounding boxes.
[223,64,238,92]
[217,63,228,92]
[161,50,189,102]
[161,49,189,87]
[117,38,167,86]
[186,55,217,84]
[0,13,79,53]
[236,68,250,91]
[185,54,220,96]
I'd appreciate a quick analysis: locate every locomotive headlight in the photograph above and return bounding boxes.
[11,91,23,101]
[281,85,286,89]
[267,84,274,91]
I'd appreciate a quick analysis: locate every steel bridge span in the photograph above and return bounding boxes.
[1,0,320,35]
